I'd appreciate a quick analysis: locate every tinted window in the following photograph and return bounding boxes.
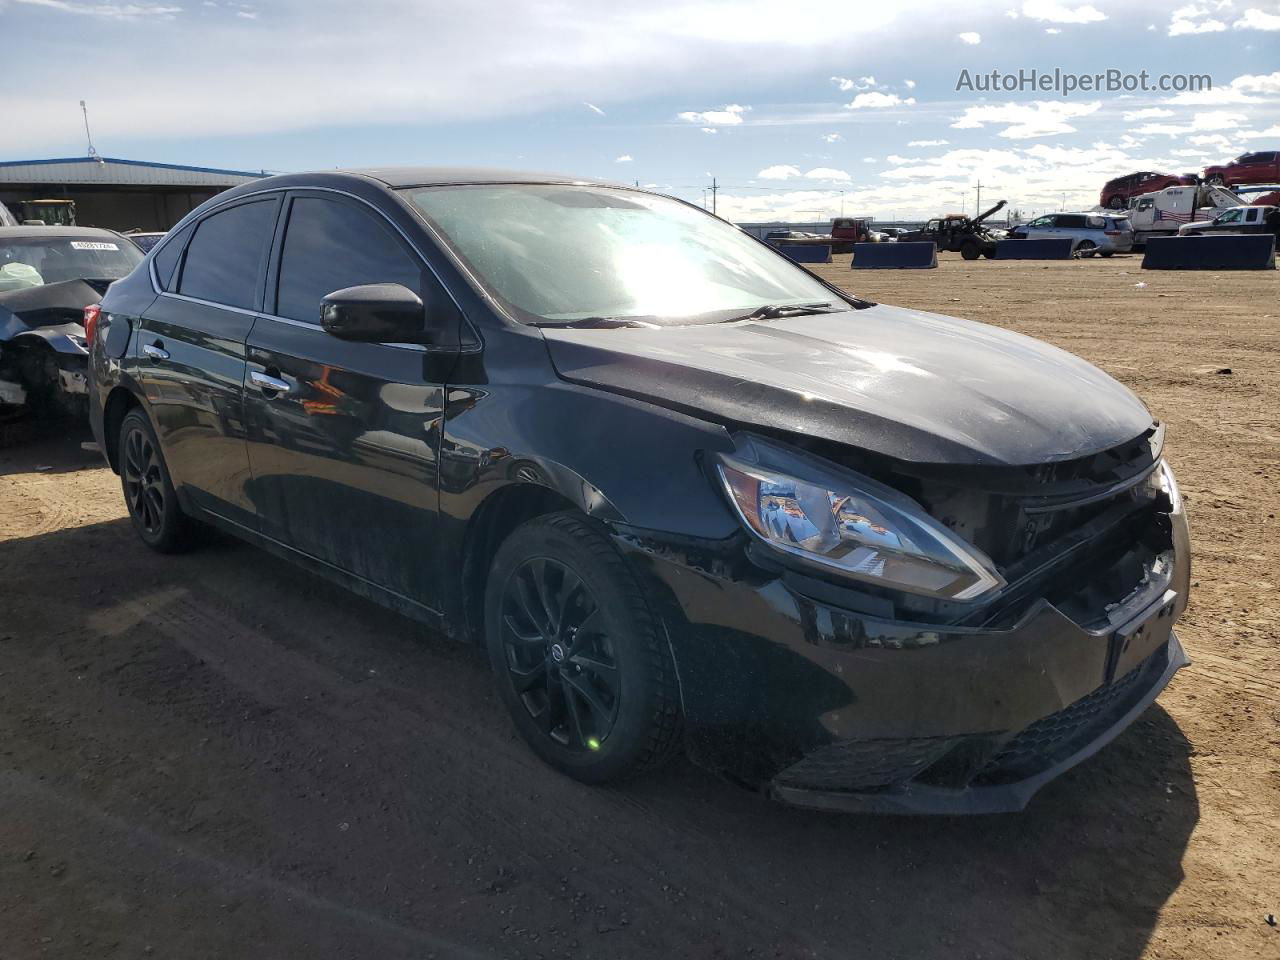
[1058,215,1088,228]
[275,197,422,324]
[152,224,192,290]
[177,199,277,310]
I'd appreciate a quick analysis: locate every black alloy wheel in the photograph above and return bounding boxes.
[485,512,681,783]
[118,408,196,553]
[500,556,619,751]
[123,424,165,538]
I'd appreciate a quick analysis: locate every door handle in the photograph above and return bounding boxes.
[250,370,292,395]
[142,342,169,361]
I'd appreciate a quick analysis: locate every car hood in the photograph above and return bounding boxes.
[542,304,1154,466]
[0,278,103,338]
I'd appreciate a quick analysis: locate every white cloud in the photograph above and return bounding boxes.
[678,104,748,125]
[1188,133,1234,147]
[821,132,843,142]
[1243,124,1280,138]
[614,154,633,163]
[804,167,851,181]
[757,164,803,180]
[700,127,717,134]
[907,139,949,147]
[1045,27,1061,33]
[12,0,181,18]
[957,31,982,43]
[1123,107,1174,120]
[1168,4,1227,34]
[583,102,605,116]
[1021,0,1106,23]
[1232,71,1280,94]
[845,91,915,109]
[903,79,916,89]
[1234,7,1280,29]
[862,157,876,162]
[831,75,877,91]
[235,9,256,17]
[1165,70,1280,104]
[1135,110,1248,135]
[951,100,1101,138]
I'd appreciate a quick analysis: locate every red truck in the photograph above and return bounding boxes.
[1204,151,1280,187]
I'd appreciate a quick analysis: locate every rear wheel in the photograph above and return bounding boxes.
[1077,240,1098,258]
[485,512,681,783]
[960,239,981,260]
[1207,174,1225,186]
[1100,251,1115,258]
[118,408,197,553]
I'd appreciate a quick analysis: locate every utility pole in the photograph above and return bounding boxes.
[701,188,708,209]
[975,180,982,215]
[839,190,846,217]
[708,177,718,216]
[80,100,99,160]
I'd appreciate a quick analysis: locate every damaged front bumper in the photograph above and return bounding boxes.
[614,499,1191,815]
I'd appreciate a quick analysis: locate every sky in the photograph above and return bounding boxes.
[2,0,1278,222]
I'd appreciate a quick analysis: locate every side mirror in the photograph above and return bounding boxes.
[320,283,429,344]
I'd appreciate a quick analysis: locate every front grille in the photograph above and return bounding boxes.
[973,646,1165,785]
[774,736,960,792]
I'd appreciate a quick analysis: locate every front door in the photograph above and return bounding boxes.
[242,191,454,612]
[134,194,281,527]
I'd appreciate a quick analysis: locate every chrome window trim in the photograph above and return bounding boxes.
[147,184,468,344]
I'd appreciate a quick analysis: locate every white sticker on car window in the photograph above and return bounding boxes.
[70,241,119,251]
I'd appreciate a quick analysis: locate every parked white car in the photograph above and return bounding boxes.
[1007,212,1135,256]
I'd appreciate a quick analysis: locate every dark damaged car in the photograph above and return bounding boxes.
[87,169,1190,814]
[1,226,143,420]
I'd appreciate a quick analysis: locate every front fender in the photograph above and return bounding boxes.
[439,379,741,539]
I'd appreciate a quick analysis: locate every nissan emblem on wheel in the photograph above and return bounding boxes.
[87,168,1190,814]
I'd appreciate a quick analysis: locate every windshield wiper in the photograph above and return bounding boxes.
[531,316,655,329]
[720,301,839,323]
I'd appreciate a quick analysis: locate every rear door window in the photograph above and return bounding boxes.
[177,199,278,310]
[1058,215,1088,229]
[274,196,423,324]
[152,223,192,290]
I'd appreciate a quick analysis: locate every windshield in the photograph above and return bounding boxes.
[401,184,844,326]
[0,235,143,292]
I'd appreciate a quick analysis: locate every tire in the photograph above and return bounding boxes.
[1100,251,1115,258]
[485,511,681,783]
[960,239,981,260]
[118,408,198,553]
[1207,175,1224,186]
[1077,240,1097,258]
[1108,195,1124,210]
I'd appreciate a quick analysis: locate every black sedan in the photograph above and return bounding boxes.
[88,168,1190,813]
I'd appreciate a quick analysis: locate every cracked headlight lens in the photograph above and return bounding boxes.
[715,445,1004,601]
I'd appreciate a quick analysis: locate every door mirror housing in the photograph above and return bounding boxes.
[320,283,431,344]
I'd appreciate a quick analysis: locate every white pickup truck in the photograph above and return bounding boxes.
[1178,204,1279,237]
[1126,184,1241,245]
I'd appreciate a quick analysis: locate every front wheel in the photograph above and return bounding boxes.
[485,512,681,783]
[1108,195,1124,210]
[118,408,198,553]
[960,239,981,260]
[1076,240,1097,258]
[1206,175,1225,186]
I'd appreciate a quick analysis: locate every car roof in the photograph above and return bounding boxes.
[0,226,125,240]
[339,166,610,188]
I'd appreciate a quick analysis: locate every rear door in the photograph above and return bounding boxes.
[134,193,281,527]
[242,190,454,611]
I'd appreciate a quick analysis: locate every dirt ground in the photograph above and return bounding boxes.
[1,253,1277,960]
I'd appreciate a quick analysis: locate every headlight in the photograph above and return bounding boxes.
[714,438,1004,601]
[1157,459,1182,513]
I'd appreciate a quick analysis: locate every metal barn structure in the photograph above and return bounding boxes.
[0,157,266,231]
